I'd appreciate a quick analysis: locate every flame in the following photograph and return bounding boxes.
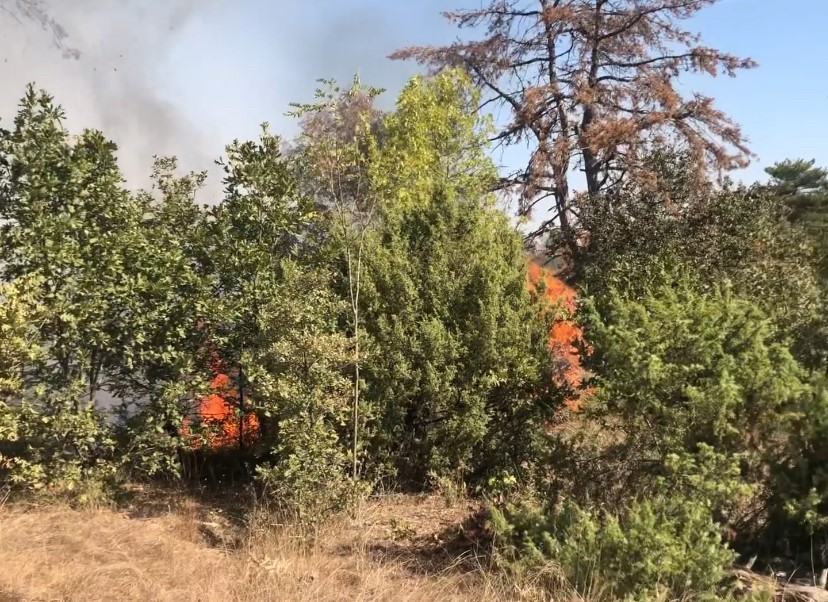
[182,355,260,450]
[526,260,590,410]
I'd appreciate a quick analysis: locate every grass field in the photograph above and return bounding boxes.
[0,489,561,602]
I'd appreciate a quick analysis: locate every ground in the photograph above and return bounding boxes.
[0,489,537,602]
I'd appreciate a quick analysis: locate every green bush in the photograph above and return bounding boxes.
[247,263,363,521]
[490,495,735,601]
[563,269,808,518]
[762,374,828,558]
[575,157,826,372]
[1,383,119,500]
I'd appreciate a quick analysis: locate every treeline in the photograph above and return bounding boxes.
[1,32,828,602]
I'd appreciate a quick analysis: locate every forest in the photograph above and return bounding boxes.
[1,1,828,600]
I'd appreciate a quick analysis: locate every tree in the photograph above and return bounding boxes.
[767,158,828,199]
[288,77,384,480]
[766,158,828,281]
[0,87,217,485]
[201,125,318,450]
[244,260,355,519]
[764,374,828,561]
[0,86,148,400]
[392,0,755,254]
[359,71,557,487]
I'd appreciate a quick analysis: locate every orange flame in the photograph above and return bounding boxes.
[182,356,260,450]
[526,260,589,410]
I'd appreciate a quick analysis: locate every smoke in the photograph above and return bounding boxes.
[0,0,226,197]
[0,0,450,201]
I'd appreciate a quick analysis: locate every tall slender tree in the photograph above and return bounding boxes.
[288,77,383,480]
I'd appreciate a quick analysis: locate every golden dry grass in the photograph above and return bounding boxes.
[0,492,561,602]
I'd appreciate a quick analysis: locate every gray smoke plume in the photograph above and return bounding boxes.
[0,0,225,198]
[0,0,453,205]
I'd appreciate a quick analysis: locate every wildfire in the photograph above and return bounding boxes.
[183,262,586,451]
[182,357,260,450]
[526,260,590,410]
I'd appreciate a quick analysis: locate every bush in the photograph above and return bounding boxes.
[762,374,828,559]
[361,187,556,488]
[490,494,735,601]
[575,160,826,371]
[247,264,363,521]
[562,269,808,520]
[1,383,119,501]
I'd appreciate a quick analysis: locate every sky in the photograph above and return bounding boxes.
[1,0,827,215]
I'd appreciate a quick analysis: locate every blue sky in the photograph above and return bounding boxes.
[1,0,826,196]
[153,0,828,188]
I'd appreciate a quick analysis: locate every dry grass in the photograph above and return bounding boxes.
[0,491,562,602]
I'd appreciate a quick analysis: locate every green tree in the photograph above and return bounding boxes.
[360,71,557,487]
[202,125,319,447]
[763,374,828,561]
[113,158,213,481]
[766,158,828,199]
[0,86,148,400]
[0,87,212,489]
[247,261,356,519]
[199,125,355,511]
[766,158,828,286]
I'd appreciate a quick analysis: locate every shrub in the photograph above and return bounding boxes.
[490,494,735,601]
[1,383,119,500]
[248,264,363,521]
[762,374,828,559]
[563,269,808,520]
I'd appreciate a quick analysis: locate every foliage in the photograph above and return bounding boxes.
[371,70,496,212]
[1,87,136,395]
[765,158,828,326]
[194,125,359,513]
[568,270,807,518]
[249,262,359,520]
[0,88,218,491]
[1,41,825,588]
[490,494,735,601]
[288,75,384,481]
[762,374,828,558]
[1,382,118,498]
[0,275,44,394]
[360,71,557,488]
[575,156,826,371]
[204,124,317,371]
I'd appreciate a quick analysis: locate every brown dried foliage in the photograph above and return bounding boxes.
[391,0,756,247]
